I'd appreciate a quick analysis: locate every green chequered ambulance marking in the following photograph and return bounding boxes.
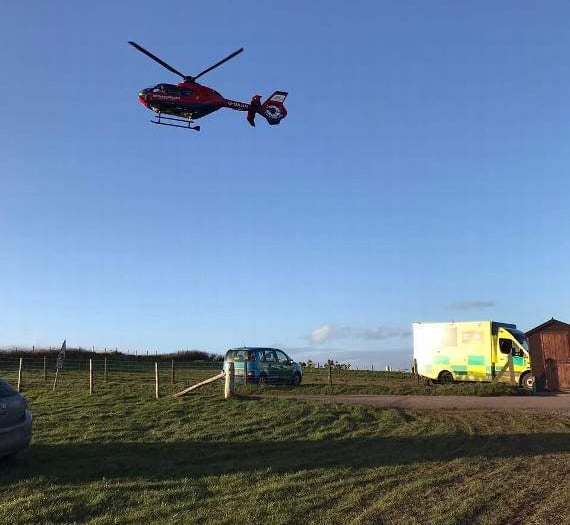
[467,355,486,366]
[451,365,468,375]
[434,355,450,365]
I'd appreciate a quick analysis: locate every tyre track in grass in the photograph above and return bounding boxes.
[255,393,570,411]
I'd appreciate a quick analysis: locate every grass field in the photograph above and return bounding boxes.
[1,372,569,525]
[0,356,533,398]
[249,368,533,396]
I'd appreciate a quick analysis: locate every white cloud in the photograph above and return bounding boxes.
[450,301,496,310]
[360,327,411,340]
[309,324,337,344]
[307,324,410,344]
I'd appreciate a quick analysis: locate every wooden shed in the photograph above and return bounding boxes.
[526,318,570,391]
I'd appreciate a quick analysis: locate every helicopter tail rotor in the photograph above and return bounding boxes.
[247,91,288,127]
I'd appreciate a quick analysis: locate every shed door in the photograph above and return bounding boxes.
[541,332,570,391]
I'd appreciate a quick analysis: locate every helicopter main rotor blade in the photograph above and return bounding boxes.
[128,41,186,79]
[192,47,244,81]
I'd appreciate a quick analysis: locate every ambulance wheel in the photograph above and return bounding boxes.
[520,373,535,391]
[438,370,454,385]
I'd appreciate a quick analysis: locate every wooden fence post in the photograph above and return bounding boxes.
[43,356,47,382]
[89,359,93,394]
[328,362,332,387]
[171,359,175,385]
[155,362,160,399]
[52,369,59,391]
[508,354,515,386]
[104,357,108,382]
[17,358,23,392]
[225,362,234,399]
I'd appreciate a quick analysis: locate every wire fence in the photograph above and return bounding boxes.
[0,353,414,399]
[0,355,223,397]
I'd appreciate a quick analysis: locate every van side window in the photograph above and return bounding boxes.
[275,351,289,364]
[499,338,512,355]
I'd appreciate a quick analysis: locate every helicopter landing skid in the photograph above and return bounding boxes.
[151,113,200,131]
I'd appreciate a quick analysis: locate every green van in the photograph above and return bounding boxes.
[223,347,303,386]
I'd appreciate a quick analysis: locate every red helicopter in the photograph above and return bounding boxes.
[129,41,288,132]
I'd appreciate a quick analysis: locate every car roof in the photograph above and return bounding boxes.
[0,378,18,397]
[227,347,282,351]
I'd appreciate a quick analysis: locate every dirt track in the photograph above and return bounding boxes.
[271,393,570,411]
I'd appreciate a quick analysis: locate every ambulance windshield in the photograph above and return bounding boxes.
[507,329,529,353]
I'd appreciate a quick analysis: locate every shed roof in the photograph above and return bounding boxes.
[525,318,570,336]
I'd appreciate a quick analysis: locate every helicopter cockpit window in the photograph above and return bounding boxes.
[162,84,180,95]
[152,84,180,95]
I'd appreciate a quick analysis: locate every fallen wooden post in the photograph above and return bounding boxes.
[173,372,225,397]
[492,354,516,385]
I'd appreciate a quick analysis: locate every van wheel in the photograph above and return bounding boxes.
[520,373,535,391]
[292,372,302,387]
[438,371,454,385]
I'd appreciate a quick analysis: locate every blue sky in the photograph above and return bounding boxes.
[1,1,570,368]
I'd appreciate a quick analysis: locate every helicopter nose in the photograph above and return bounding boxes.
[137,90,150,107]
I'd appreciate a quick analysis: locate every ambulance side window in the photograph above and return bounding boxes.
[499,338,513,355]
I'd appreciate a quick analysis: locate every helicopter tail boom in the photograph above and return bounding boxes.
[247,91,288,127]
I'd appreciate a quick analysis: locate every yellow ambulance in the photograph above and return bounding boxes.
[412,321,534,389]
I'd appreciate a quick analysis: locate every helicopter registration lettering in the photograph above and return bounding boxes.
[226,100,249,110]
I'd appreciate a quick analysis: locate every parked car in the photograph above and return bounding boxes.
[0,377,32,458]
[223,347,303,386]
